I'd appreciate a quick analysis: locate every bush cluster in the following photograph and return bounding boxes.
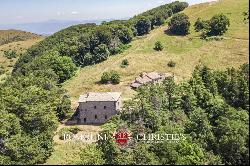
[101,70,121,84]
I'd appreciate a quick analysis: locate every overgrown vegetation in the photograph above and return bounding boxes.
[78,64,249,165]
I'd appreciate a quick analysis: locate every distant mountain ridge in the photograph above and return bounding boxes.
[0,19,123,35]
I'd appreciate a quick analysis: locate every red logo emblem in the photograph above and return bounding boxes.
[113,132,132,146]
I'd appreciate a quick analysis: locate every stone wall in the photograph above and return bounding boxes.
[78,97,122,124]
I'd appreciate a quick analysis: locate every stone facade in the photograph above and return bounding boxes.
[78,92,122,124]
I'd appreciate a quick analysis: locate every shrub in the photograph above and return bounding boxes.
[121,59,129,68]
[168,13,190,35]
[100,70,121,84]
[167,60,176,67]
[154,41,164,51]
[101,71,111,84]
[110,70,121,84]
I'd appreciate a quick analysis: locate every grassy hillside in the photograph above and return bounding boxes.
[0,37,44,81]
[0,29,42,45]
[63,0,249,107]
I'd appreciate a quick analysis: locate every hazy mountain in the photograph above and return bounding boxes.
[0,19,115,35]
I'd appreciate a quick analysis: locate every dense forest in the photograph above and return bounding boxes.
[0,1,189,164]
[79,64,249,165]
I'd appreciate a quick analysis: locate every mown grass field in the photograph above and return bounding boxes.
[63,0,249,108]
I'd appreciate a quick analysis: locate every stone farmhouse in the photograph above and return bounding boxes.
[131,72,171,89]
[77,92,122,124]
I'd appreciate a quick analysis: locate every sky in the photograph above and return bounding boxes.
[0,0,216,24]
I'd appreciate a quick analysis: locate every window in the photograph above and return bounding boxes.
[84,118,86,123]
[105,115,107,119]
[104,106,106,109]
[94,106,97,109]
[95,115,98,119]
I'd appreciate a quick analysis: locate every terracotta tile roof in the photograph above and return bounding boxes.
[79,92,121,102]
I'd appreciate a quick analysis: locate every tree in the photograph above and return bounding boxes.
[207,13,230,36]
[153,139,207,165]
[152,13,165,26]
[185,108,215,150]
[194,18,209,32]
[92,44,110,63]
[170,1,189,14]
[168,13,190,35]
[154,41,164,51]
[78,144,105,165]
[215,109,249,165]
[19,52,77,83]
[135,17,152,36]
[52,55,78,83]
[163,76,178,111]
[56,95,72,121]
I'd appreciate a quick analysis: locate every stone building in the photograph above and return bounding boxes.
[131,72,169,89]
[78,92,122,124]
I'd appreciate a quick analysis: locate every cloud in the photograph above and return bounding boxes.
[71,11,78,15]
